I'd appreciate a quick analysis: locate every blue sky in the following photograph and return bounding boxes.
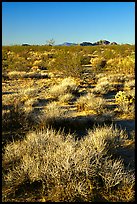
[2,2,135,45]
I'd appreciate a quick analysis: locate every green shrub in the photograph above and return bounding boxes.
[47,50,84,77]
[80,55,91,65]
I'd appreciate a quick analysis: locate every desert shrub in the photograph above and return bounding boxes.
[2,51,9,74]
[94,74,131,92]
[93,80,115,95]
[48,77,78,99]
[106,74,126,83]
[47,49,84,77]
[98,158,135,202]
[3,53,32,72]
[7,71,27,79]
[32,101,69,129]
[92,57,107,71]
[19,87,39,101]
[106,55,135,75]
[96,74,125,84]
[115,91,135,106]
[102,49,116,60]
[58,93,74,103]
[80,55,91,65]
[11,57,32,72]
[76,93,106,114]
[44,102,67,119]
[96,76,109,84]
[2,129,79,202]
[2,73,10,81]
[115,91,135,116]
[2,102,29,139]
[24,72,49,79]
[124,79,135,91]
[86,125,128,156]
[23,98,39,113]
[2,126,134,202]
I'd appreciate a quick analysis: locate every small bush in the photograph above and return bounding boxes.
[19,87,39,101]
[3,126,135,202]
[93,80,115,95]
[106,55,135,75]
[34,101,68,129]
[80,55,91,65]
[92,57,107,71]
[124,79,135,90]
[48,77,78,99]
[76,93,106,114]
[86,125,128,155]
[99,158,135,202]
[58,93,74,103]
[47,50,84,77]
[7,71,27,79]
[2,103,29,136]
[115,91,135,116]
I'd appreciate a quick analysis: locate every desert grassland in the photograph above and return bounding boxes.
[2,44,135,202]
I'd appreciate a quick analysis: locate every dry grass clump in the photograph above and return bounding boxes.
[93,79,115,95]
[86,125,128,156]
[58,93,74,103]
[2,125,134,202]
[44,102,67,118]
[2,129,83,202]
[19,87,39,102]
[48,77,78,99]
[2,103,29,145]
[7,71,27,79]
[94,74,134,94]
[96,74,126,84]
[35,101,68,129]
[76,93,106,114]
[23,97,39,114]
[99,158,135,202]
[124,79,135,91]
[107,74,126,83]
[22,71,49,79]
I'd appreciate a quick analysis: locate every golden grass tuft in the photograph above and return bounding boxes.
[76,93,106,114]
[48,77,78,99]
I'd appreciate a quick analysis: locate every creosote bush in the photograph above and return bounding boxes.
[47,50,84,77]
[2,125,134,202]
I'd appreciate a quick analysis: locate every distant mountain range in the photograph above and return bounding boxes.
[57,40,117,46]
[58,42,78,46]
[22,40,118,47]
